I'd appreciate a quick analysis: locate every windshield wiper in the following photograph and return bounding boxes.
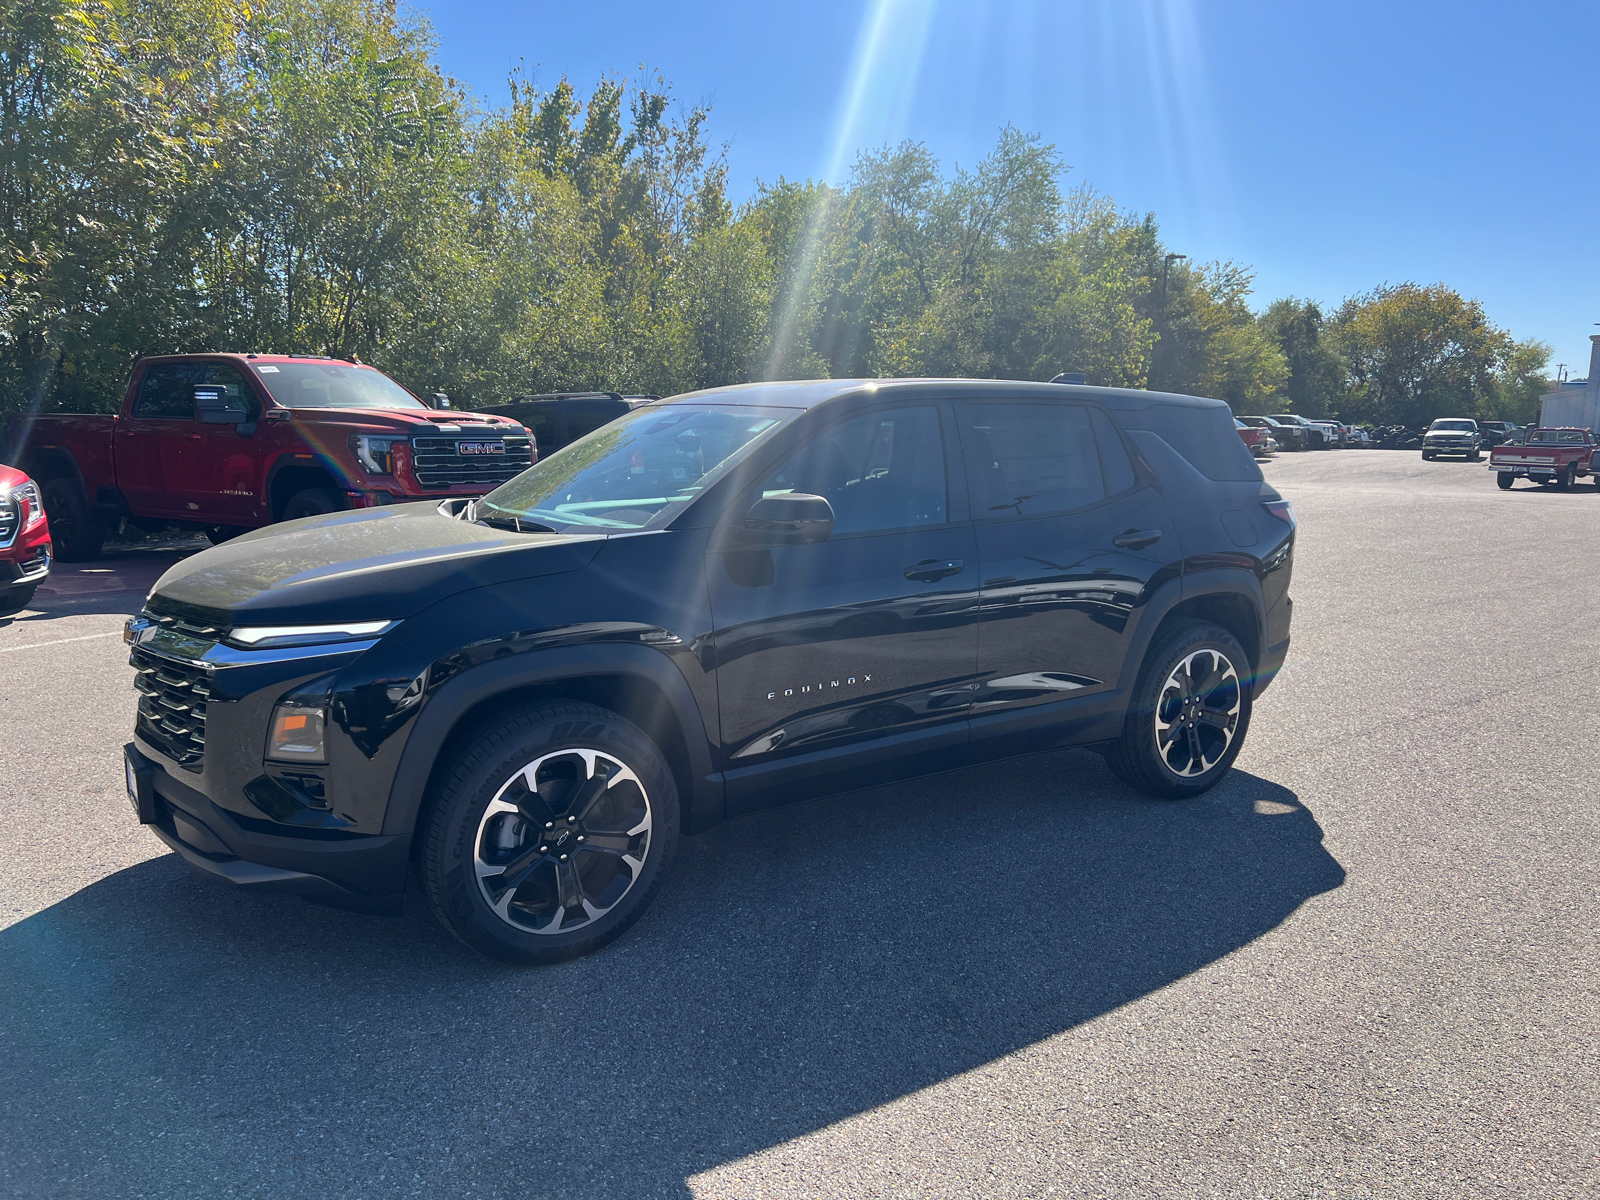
[476,512,557,535]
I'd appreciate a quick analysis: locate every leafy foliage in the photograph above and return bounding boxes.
[0,0,1549,427]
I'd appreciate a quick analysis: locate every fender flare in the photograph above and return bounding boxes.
[264,450,352,519]
[22,446,92,502]
[382,641,723,838]
[1111,567,1266,697]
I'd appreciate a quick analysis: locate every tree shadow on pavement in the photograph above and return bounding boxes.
[0,752,1344,1199]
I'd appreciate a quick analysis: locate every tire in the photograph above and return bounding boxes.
[0,583,36,618]
[420,701,680,965]
[1469,448,1481,462]
[1556,465,1575,492]
[1104,620,1253,800]
[280,488,345,521]
[40,478,104,561]
[205,525,248,545]
[1496,472,1514,490]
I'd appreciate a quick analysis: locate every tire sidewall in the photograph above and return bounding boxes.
[423,705,680,964]
[1122,622,1253,799]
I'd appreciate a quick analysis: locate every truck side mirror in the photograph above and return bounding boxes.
[432,392,452,410]
[736,493,834,545]
[194,385,250,425]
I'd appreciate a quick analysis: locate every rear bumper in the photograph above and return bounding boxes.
[129,740,411,900]
[1254,634,1290,698]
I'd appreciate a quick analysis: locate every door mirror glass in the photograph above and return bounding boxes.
[194,385,249,424]
[737,493,835,544]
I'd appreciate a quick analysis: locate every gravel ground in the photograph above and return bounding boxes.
[0,451,1595,1199]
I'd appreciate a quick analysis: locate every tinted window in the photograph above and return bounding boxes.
[762,406,947,535]
[1090,408,1137,495]
[1121,403,1263,483]
[960,402,1104,518]
[134,362,256,420]
[565,402,625,440]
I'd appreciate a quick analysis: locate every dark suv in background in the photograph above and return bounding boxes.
[123,379,1295,964]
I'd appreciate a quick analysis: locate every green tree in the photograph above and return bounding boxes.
[1257,298,1346,417]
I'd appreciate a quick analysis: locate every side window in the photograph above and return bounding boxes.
[761,405,947,535]
[564,402,624,441]
[960,402,1105,518]
[134,362,257,420]
[1090,408,1136,495]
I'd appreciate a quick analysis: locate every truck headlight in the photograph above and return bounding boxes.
[349,434,403,475]
[268,703,327,762]
[14,481,45,531]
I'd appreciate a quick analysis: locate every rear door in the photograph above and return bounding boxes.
[707,401,979,777]
[118,363,199,518]
[956,399,1177,716]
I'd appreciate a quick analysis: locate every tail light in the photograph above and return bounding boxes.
[1261,499,1294,526]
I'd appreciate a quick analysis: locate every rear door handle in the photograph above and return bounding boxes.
[904,559,964,582]
[1112,529,1162,550]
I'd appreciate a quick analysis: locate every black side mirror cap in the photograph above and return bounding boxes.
[432,392,452,410]
[194,385,250,424]
[736,493,835,545]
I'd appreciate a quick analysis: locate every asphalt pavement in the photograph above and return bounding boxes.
[1,454,1595,1199]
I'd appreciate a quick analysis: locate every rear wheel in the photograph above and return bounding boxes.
[420,702,680,965]
[1555,465,1574,492]
[40,478,104,561]
[1496,472,1514,490]
[1105,621,1252,800]
[280,488,344,521]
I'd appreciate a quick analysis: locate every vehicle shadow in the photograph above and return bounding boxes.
[0,752,1344,1198]
[2,545,203,628]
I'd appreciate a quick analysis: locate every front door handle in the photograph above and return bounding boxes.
[1113,529,1162,550]
[904,559,964,582]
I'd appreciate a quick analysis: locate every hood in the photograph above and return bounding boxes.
[0,463,28,488]
[283,408,524,435]
[149,503,603,626]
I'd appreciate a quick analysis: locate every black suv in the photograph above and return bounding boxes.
[476,392,660,458]
[123,379,1295,964]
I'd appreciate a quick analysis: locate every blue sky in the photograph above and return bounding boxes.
[423,0,1599,378]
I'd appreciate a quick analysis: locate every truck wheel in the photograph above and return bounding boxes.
[1555,466,1574,492]
[419,701,680,965]
[280,488,345,521]
[1104,620,1252,800]
[1496,472,1514,490]
[0,583,37,618]
[40,478,105,562]
[1469,448,1481,461]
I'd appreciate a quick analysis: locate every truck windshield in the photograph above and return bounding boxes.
[1429,420,1476,431]
[253,362,427,409]
[1528,430,1586,444]
[476,404,797,532]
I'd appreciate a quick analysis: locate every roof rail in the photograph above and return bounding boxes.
[505,392,626,404]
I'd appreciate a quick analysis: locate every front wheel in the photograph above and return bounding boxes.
[1469,448,1482,461]
[420,702,680,965]
[280,488,345,521]
[1496,472,1514,490]
[0,583,37,618]
[1104,621,1253,800]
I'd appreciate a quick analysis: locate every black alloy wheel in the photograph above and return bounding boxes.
[420,702,679,964]
[40,478,104,562]
[281,487,346,521]
[1104,620,1252,799]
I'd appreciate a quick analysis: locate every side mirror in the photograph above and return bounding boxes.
[737,493,834,545]
[194,385,249,424]
[432,392,452,410]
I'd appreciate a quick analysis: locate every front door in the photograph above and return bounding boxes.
[956,399,1179,716]
[708,402,979,769]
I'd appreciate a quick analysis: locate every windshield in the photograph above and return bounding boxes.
[253,362,427,409]
[476,404,797,532]
[1430,420,1476,431]
[1529,429,1586,444]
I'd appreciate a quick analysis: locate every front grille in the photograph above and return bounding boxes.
[411,434,534,491]
[131,647,212,772]
[0,495,16,549]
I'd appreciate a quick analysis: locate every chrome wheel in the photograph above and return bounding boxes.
[1153,648,1242,778]
[473,748,653,935]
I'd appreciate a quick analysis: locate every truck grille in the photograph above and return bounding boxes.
[411,434,534,491]
[131,647,211,771]
[0,494,16,549]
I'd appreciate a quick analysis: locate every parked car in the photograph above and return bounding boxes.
[122,378,1296,965]
[0,463,51,616]
[1476,421,1519,448]
[1420,418,1482,460]
[1344,425,1373,448]
[1268,414,1331,449]
[6,354,534,561]
[1305,420,1347,447]
[1234,418,1277,457]
[476,392,660,459]
[1489,426,1598,490]
[1238,415,1308,451]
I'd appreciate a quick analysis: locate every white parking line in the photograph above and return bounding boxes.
[0,630,124,653]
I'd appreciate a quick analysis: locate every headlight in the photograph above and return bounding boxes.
[226,620,397,649]
[14,481,45,531]
[267,702,326,762]
[349,433,404,475]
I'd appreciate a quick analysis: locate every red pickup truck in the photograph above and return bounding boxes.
[1489,427,1599,491]
[6,354,533,559]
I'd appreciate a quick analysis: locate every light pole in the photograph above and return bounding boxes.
[1153,252,1187,389]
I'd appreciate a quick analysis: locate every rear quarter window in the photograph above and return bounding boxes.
[1117,403,1264,483]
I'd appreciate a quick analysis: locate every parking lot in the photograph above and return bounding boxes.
[1,449,1596,1199]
